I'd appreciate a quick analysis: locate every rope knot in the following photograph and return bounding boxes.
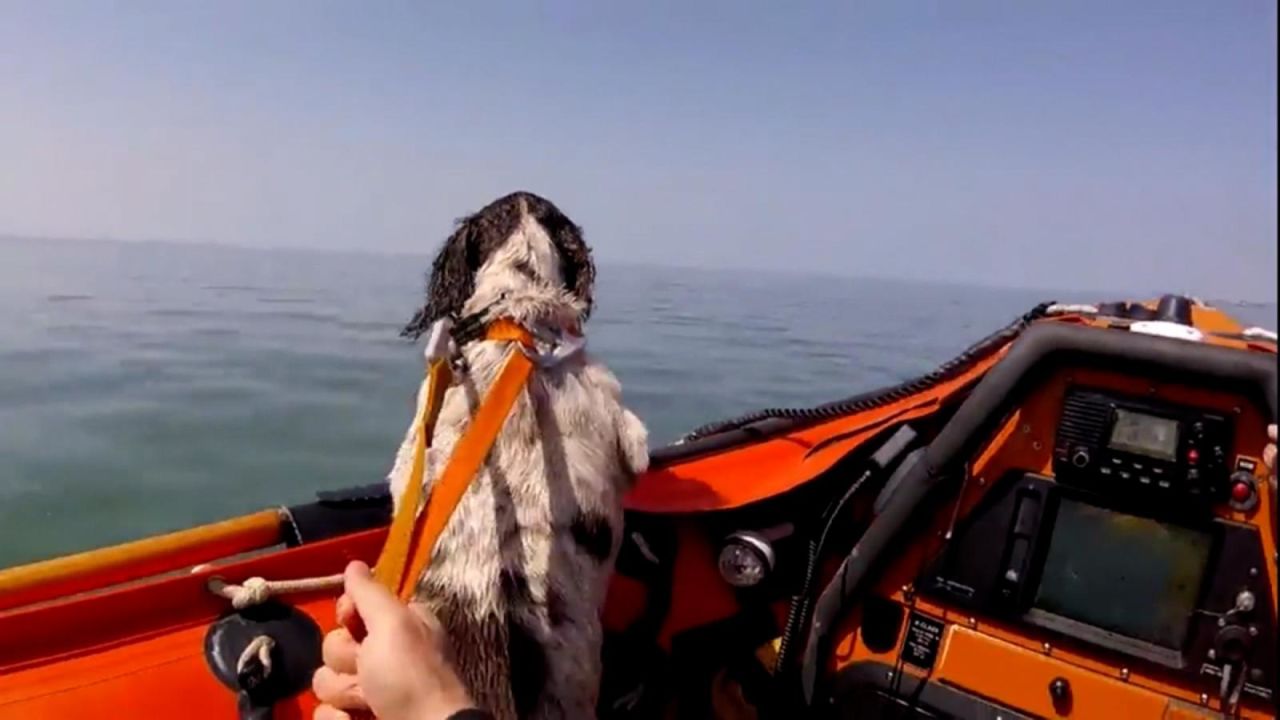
[207,573,344,609]
[231,576,272,609]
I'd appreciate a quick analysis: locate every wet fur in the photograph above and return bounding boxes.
[389,192,648,719]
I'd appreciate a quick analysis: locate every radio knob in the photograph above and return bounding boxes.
[1214,625,1251,664]
[1071,448,1091,468]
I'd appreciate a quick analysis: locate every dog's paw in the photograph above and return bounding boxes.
[617,408,650,479]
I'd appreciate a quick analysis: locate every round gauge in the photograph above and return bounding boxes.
[717,533,775,587]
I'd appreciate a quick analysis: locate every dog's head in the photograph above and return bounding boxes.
[402,192,596,338]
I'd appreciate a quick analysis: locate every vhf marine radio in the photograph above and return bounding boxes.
[1052,388,1234,507]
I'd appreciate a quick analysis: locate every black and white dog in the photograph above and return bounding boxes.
[389,192,648,719]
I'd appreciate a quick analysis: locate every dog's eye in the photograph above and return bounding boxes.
[513,260,538,281]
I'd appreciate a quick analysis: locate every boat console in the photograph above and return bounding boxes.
[811,323,1278,719]
[601,307,1277,720]
[917,383,1274,709]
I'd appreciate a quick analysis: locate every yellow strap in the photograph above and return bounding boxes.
[375,319,536,600]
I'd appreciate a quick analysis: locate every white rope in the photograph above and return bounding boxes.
[237,634,276,679]
[207,574,344,610]
[1044,303,1098,315]
[1243,326,1278,342]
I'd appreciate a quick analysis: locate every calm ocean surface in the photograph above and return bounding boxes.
[1,237,1275,567]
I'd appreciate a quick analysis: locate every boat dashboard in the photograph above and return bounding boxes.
[604,319,1278,719]
[832,361,1277,719]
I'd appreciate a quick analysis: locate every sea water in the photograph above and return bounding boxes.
[0,237,1274,567]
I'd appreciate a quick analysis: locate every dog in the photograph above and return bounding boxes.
[387,191,649,719]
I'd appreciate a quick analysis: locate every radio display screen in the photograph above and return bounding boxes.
[1108,408,1180,461]
[1033,499,1211,650]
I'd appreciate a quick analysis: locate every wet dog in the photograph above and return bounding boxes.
[388,192,648,719]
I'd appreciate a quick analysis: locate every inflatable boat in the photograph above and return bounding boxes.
[1,295,1275,719]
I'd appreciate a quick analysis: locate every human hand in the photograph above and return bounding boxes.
[312,561,476,720]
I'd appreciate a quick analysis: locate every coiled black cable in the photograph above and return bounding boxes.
[771,425,917,702]
[772,474,865,683]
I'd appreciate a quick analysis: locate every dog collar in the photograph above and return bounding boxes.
[485,318,537,349]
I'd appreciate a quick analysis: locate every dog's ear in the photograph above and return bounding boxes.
[401,220,479,338]
[553,222,597,320]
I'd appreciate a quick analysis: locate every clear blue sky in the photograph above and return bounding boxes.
[1,1,1275,299]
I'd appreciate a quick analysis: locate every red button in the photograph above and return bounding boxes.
[1187,449,1199,464]
[1231,482,1252,502]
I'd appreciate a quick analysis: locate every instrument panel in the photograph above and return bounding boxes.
[602,316,1275,720]
[834,365,1277,718]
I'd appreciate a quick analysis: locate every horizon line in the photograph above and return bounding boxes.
[2,231,1275,306]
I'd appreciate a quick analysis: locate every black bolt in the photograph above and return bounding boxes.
[1049,677,1073,714]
